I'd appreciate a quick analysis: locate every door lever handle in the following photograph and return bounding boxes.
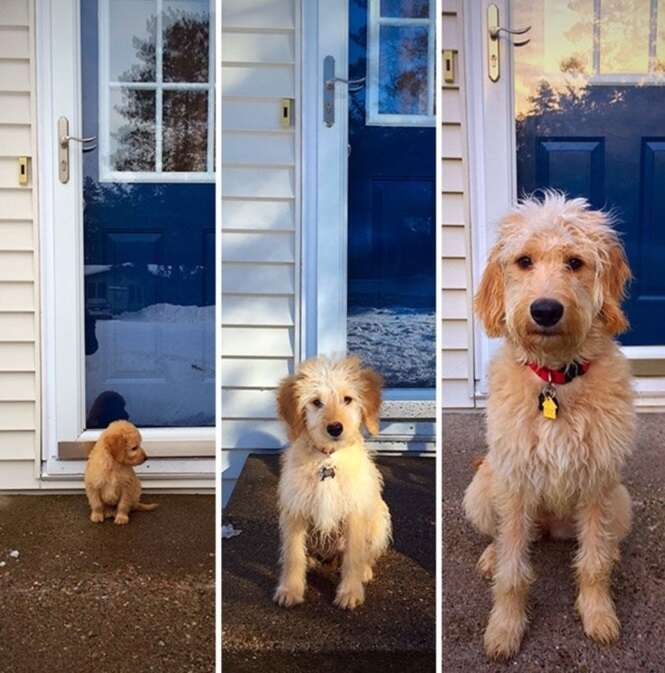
[57,116,96,184]
[487,4,531,82]
[489,24,531,40]
[323,55,364,127]
[325,76,366,90]
[60,133,97,147]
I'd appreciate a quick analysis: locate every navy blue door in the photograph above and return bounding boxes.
[347,0,436,387]
[81,0,214,428]
[514,0,665,346]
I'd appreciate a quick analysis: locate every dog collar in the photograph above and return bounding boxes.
[528,361,590,385]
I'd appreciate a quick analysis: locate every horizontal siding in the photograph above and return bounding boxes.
[221,0,299,497]
[441,5,474,409]
[0,0,39,484]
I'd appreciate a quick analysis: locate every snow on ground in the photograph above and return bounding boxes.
[86,303,214,427]
[347,307,435,388]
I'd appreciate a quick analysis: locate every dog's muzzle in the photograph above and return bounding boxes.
[530,298,564,327]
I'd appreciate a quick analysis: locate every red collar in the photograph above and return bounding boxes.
[528,361,590,385]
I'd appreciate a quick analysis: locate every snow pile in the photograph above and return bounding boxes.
[347,306,435,388]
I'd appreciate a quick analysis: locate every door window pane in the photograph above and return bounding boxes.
[100,0,214,180]
[378,25,430,115]
[380,0,429,18]
[163,90,208,171]
[109,0,156,82]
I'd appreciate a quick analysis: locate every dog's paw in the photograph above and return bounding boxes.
[362,565,374,583]
[334,580,365,610]
[90,510,104,524]
[477,543,496,580]
[580,606,620,644]
[484,609,526,660]
[273,585,305,608]
[114,513,130,525]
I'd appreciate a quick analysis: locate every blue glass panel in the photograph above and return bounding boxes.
[378,25,429,115]
[348,0,435,387]
[82,0,214,427]
[380,0,429,18]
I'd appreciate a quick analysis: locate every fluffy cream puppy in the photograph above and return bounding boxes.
[465,193,635,658]
[84,420,158,525]
[273,356,392,610]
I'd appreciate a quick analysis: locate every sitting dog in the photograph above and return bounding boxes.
[464,193,635,658]
[273,356,391,610]
[84,420,158,525]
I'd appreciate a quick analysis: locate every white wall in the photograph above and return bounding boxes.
[441,0,475,408]
[221,0,299,504]
[0,0,42,488]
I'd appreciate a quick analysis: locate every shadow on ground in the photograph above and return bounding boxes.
[0,494,214,673]
[443,412,665,673]
[222,454,436,673]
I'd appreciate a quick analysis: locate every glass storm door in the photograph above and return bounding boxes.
[512,0,665,346]
[81,0,215,428]
[346,0,436,388]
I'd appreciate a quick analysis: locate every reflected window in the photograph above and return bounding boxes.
[366,0,435,126]
[100,0,214,182]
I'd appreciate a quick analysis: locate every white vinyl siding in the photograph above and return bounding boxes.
[221,0,299,504]
[441,0,475,408]
[0,0,42,486]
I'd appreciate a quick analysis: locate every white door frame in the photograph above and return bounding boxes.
[464,0,665,400]
[301,0,436,421]
[35,0,215,478]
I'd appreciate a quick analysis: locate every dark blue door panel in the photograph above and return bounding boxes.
[347,0,435,387]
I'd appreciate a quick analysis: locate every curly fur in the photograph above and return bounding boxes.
[273,356,392,610]
[465,193,635,658]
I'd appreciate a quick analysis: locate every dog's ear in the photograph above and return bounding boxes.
[359,367,383,435]
[103,422,130,462]
[276,374,305,441]
[475,245,506,337]
[599,236,631,335]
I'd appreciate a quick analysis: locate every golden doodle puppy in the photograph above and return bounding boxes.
[465,192,635,659]
[85,420,158,525]
[274,356,392,610]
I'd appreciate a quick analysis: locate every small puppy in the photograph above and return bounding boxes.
[273,356,391,610]
[85,420,158,525]
[465,192,635,658]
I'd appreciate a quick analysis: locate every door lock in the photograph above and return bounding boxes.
[57,116,97,184]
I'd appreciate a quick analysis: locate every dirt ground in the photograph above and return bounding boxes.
[443,412,665,673]
[222,454,436,673]
[0,494,214,673]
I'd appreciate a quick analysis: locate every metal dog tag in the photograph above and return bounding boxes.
[538,383,559,420]
[319,465,336,481]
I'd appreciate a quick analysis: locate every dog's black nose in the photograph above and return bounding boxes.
[326,422,343,438]
[530,298,564,327]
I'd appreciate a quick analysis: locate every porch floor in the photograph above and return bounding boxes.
[0,494,214,673]
[444,411,665,672]
[222,454,435,673]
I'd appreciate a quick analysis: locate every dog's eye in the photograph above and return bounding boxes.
[343,396,353,405]
[516,255,533,270]
[566,257,584,271]
[312,399,323,408]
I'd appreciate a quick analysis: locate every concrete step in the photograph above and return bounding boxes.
[0,494,214,673]
[222,454,436,673]
[443,411,665,672]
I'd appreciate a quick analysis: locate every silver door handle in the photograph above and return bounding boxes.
[57,116,96,184]
[325,76,366,91]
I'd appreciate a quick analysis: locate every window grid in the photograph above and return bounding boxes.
[99,0,215,183]
[366,0,436,127]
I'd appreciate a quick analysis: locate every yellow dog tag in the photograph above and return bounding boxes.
[542,395,558,420]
